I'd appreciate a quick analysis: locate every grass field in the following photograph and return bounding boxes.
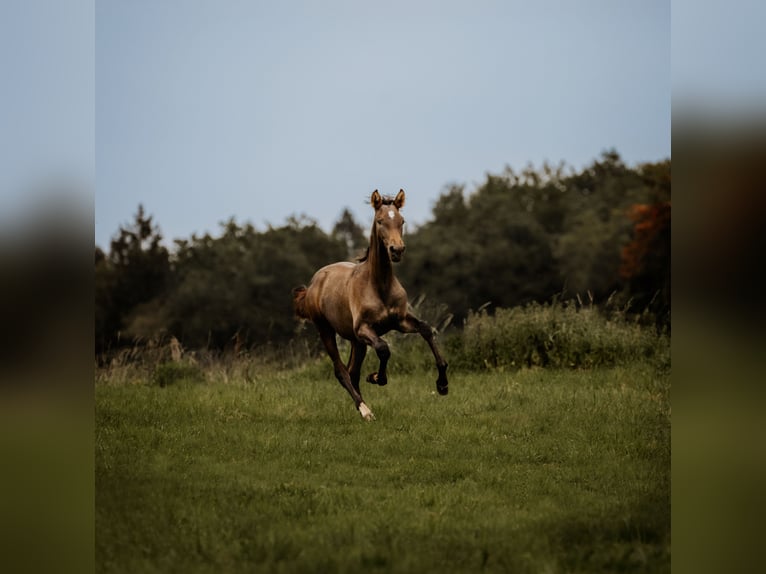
[96,360,670,573]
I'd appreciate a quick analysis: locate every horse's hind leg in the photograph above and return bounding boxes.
[398,313,449,395]
[317,322,374,421]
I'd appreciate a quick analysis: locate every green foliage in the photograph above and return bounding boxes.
[399,152,670,325]
[157,216,346,350]
[554,207,628,297]
[451,300,669,371]
[400,179,563,321]
[96,362,670,573]
[95,152,671,356]
[95,205,170,352]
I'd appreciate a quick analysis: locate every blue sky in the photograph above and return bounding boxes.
[92,0,670,249]
[0,1,674,248]
[6,1,766,250]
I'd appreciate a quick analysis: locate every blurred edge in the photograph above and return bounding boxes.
[0,175,95,574]
[673,0,766,564]
[0,189,95,574]
[0,0,95,573]
[673,113,766,574]
[673,0,766,569]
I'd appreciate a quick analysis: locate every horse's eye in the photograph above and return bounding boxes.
[376,218,383,224]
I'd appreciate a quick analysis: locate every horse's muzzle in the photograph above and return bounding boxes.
[389,245,405,262]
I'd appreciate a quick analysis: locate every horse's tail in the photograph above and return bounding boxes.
[292,285,310,320]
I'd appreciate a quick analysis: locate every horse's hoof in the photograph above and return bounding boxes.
[366,373,387,386]
[359,403,375,421]
[437,383,449,395]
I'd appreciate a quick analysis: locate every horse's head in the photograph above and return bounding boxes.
[371,189,406,262]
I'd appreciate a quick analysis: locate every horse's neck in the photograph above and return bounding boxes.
[368,227,394,294]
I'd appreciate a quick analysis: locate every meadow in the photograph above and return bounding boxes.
[96,344,670,573]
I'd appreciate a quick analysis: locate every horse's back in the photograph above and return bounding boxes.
[309,262,355,292]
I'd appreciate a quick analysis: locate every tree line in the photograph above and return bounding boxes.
[95,150,670,356]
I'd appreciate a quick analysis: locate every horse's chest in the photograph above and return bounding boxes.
[372,302,407,331]
[363,299,405,332]
[373,310,403,334]
[353,279,407,332]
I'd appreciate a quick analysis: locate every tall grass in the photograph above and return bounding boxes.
[98,298,669,390]
[374,298,669,376]
[452,299,669,371]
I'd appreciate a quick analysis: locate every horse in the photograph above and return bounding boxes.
[293,189,449,420]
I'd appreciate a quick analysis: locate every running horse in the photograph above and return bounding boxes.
[293,189,448,420]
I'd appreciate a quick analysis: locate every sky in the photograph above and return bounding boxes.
[90,0,672,249]
[4,1,766,250]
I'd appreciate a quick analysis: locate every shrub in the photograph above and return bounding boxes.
[450,300,668,371]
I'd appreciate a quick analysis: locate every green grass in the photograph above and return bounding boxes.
[96,361,670,573]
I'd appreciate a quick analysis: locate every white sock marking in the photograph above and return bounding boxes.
[359,403,374,420]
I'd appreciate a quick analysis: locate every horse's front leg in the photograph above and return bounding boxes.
[346,340,367,392]
[356,324,391,387]
[398,313,449,395]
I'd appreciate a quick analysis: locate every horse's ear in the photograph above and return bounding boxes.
[371,190,382,209]
[394,189,406,209]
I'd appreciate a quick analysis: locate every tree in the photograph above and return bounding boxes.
[554,208,629,299]
[95,205,170,352]
[620,201,671,325]
[95,153,671,355]
[400,179,562,321]
[400,154,670,323]
[161,217,347,350]
[332,208,366,260]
